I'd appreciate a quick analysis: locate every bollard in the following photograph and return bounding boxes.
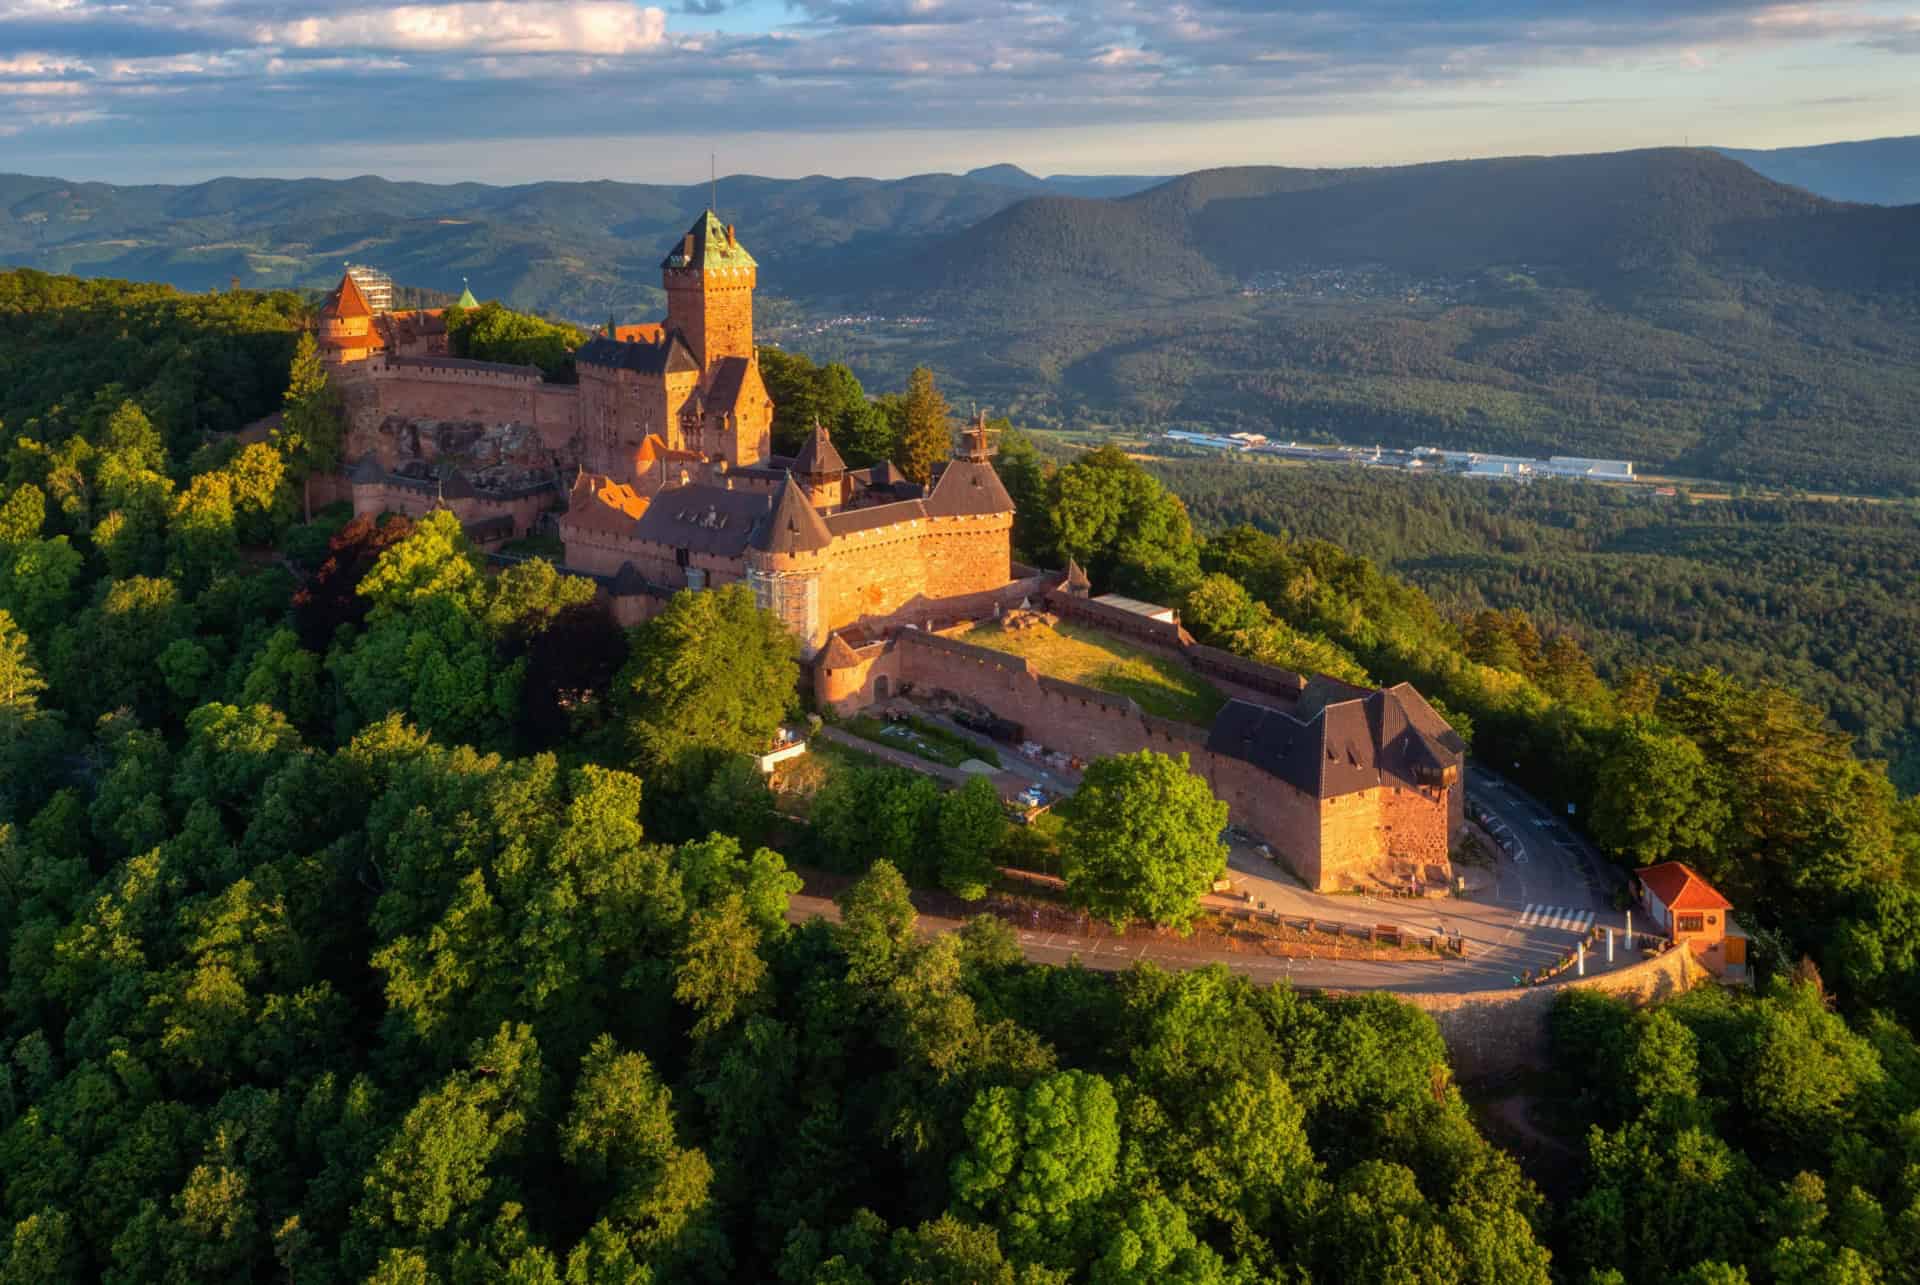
[1626,909,1632,942]
[1607,927,1614,963]
[1578,941,1585,977]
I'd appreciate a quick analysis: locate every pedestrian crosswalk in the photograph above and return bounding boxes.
[1518,904,1596,932]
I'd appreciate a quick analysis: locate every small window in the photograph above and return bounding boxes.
[1677,913,1705,934]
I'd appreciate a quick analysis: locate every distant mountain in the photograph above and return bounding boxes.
[9,148,1920,495]
[962,165,1168,199]
[0,165,1164,319]
[1715,135,1920,207]
[860,149,1920,316]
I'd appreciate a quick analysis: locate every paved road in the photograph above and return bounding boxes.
[789,767,1642,994]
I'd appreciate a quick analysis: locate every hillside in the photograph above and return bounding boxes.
[1717,134,1920,206]
[11,148,1920,493]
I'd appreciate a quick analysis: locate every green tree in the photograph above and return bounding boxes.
[935,776,1006,901]
[1590,719,1727,868]
[1048,447,1199,599]
[893,367,952,487]
[1060,751,1228,931]
[950,1070,1120,1259]
[616,583,796,779]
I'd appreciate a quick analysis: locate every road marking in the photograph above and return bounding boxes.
[1518,904,1595,932]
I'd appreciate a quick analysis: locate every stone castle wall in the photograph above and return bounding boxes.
[349,480,551,543]
[340,359,579,462]
[822,629,1452,888]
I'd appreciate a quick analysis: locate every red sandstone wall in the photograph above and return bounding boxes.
[1202,752,1326,887]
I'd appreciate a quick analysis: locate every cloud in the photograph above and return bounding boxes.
[0,0,1912,163]
[259,3,668,55]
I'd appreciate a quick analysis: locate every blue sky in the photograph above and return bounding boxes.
[1,0,1916,184]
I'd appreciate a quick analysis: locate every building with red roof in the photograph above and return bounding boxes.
[1635,862,1745,978]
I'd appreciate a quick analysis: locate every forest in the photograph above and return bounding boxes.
[1154,458,1920,791]
[3,272,1920,1281]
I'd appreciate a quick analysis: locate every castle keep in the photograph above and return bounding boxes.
[320,212,1464,889]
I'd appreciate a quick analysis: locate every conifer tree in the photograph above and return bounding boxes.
[275,332,343,521]
[894,366,952,486]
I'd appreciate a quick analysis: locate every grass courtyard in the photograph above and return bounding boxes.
[958,619,1227,726]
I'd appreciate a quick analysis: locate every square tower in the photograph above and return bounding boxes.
[662,211,758,371]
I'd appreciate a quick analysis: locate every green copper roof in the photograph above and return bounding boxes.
[660,210,757,272]
[455,283,478,309]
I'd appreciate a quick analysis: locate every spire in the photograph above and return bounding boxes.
[660,209,757,272]
[321,270,373,320]
[455,278,478,309]
[1064,557,1091,597]
[753,472,833,556]
[792,418,846,479]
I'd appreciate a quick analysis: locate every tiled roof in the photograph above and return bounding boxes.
[753,474,833,555]
[563,473,652,534]
[613,323,664,343]
[793,420,846,477]
[629,483,771,557]
[819,632,861,668]
[924,455,1014,518]
[577,332,699,377]
[660,210,759,272]
[1639,863,1732,912]
[321,271,373,320]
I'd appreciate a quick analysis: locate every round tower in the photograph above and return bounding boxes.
[747,473,832,657]
[316,270,376,366]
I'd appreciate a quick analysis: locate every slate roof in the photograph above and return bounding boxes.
[824,499,927,536]
[321,271,373,319]
[924,453,1014,518]
[629,484,772,557]
[1639,863,1733,912]
[753,474,834,555]
[576,332,699,377]
[705,356,753,417]
[793,421,846,477]
[1206,684,1465,801]
[660,210,759,272]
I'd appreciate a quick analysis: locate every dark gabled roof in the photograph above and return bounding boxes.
[608,562,669,599]
[438,470,478,501]
[348,453,387,484]
[1206,683,1465,801]
[577,331,699,377]
[824,498,927,536]
[629,483,772,558]
[752,474,833,555]
[793,420,846,477]
[705,356,754,417]
[925,454,1014,518]
[1386,681,1468,755]
[661,210,758,272]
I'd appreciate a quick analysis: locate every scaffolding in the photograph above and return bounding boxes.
[345,263,395,315]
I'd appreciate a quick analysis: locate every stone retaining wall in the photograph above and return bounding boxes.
[1379,944,1706,1079]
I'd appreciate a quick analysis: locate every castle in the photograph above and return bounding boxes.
[318,212,1464,890]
